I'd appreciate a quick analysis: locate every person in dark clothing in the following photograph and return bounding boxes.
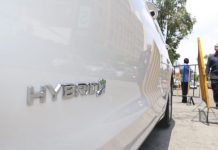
[206,43,218,107]
[180,58,190,103]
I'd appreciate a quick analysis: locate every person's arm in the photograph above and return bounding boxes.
[206,56,212,77]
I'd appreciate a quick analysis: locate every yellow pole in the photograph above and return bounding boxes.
[197,37,210,108]
[176,68,181,96]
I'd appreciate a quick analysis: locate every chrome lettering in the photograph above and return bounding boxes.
[62,84,79,99]
[46,84,62,101]
[27,79,106,106]
[89,83,99,95]
[77,83,89,96]
[27,86,46,106]
[96,79,106,96]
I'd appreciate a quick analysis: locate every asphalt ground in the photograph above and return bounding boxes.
[140,88,218,150]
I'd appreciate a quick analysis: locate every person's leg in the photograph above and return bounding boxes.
[183,82,188,103]
[181,82,184,102]
[211,80,218,107]
[181,82,187,103]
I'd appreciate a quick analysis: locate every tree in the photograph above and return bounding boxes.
[155,0,196,64]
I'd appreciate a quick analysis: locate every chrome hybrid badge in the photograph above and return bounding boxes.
[27,79,106,106]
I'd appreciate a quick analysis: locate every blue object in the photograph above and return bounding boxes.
[180,64,190,82]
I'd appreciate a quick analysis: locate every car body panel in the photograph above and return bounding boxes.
[0,0,172,149]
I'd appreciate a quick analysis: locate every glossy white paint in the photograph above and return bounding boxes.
[0,0,172,149]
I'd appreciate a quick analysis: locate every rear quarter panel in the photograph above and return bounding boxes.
[0,0,172,149]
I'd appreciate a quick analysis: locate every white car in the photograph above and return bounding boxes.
[190,80,197,89]
[0,0,173,150]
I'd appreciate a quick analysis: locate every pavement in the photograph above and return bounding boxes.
[140,89,218,150]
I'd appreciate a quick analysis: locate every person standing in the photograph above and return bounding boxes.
[206,43,218,107]
[180,58,190,103]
